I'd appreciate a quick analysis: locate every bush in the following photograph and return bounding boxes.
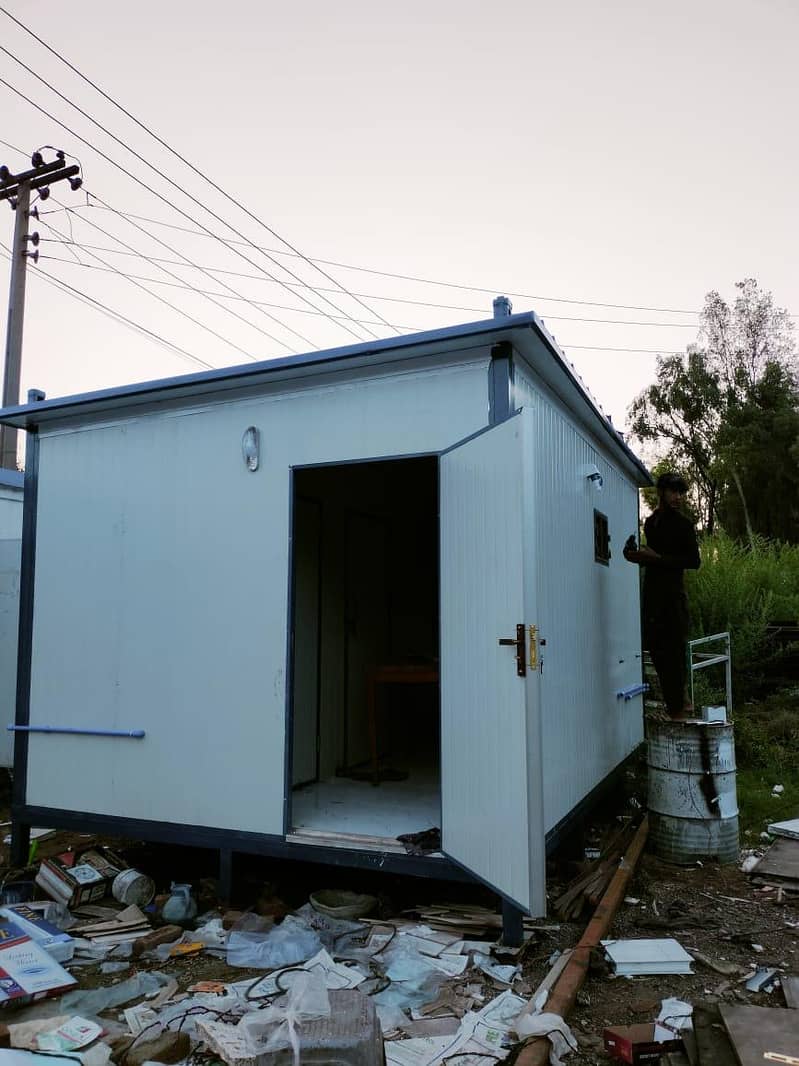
[686,533,799,694]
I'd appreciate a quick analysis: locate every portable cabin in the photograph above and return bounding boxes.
[0,468,23,769]
[2,307,650,937]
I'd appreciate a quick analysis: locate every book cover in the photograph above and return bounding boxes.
[0,905,74,963]
[0,918,77,1007]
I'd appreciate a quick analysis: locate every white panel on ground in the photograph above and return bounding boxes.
[439,409,545,914]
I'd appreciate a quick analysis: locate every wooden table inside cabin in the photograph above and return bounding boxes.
[366,664,439,785]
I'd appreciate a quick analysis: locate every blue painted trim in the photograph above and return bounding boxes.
[8,725,145,738]
[14,804,471,881]
[0,313,651,485]
[488,342,514,425]
[0,315,539,426]
[0,469,23,489]
[10,431,38,867]
[616,683,649,701]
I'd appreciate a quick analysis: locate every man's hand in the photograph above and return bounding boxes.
[624,545,660,564]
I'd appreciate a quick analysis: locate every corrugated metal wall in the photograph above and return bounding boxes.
[0,489,22,768]
[27,359,489,832]
[514,368,644,832]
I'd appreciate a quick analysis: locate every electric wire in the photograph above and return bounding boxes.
[0,42,381,343]
[0,7,399,337]
[0,240,213,369]
[47,205,710,316]
[50,192,296,352]
[0,75,323,349]
[40,207,799,321]
[38,253,413,329]
[41,216,262,362]
[37,239,701,328]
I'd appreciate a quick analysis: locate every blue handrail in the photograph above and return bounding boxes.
[616,683,649,701]
[8,725,145,738]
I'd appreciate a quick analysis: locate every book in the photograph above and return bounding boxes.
[0,917,77,1007]
[601,938,694,976]
[0,905,74,963]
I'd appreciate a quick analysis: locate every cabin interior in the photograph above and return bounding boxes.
[289,456,441,846]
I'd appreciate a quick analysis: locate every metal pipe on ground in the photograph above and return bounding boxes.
[515,815,649,1066]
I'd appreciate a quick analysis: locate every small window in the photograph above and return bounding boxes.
[594,510,611,565]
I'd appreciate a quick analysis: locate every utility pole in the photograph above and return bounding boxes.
[0,150,82,469]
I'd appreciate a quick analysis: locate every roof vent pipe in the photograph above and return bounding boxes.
[493,295,513,318]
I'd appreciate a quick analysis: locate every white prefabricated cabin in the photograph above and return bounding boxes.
[0,468,22,769]
[2,309,651,932]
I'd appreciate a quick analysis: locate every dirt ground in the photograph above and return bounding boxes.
[1,788,797,1064]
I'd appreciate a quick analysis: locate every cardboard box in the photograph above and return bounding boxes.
[0,904,74,962]
[0,917,77,1007]
[35,849,123,908]
[603,1023,683,1065]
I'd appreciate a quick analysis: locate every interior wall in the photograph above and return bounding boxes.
[293,458,438,781]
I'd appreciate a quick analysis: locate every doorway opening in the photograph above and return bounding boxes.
[289,456,440,845]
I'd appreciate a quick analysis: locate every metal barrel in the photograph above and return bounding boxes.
[647,720,739,864]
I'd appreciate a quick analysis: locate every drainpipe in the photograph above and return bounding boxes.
[515,815,649,1066]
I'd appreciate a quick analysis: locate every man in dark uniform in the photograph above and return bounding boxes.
[624,472,701,719]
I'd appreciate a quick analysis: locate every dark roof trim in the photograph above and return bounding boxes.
[0,311,651,484]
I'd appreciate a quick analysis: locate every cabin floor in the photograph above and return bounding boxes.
[291,759,440,842]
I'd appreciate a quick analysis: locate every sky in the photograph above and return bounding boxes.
[1,0,797,453]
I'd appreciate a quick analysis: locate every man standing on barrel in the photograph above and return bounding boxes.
[624,472,701,720]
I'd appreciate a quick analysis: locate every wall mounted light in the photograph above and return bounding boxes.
[586,465,604,491]
[242,426,260,471]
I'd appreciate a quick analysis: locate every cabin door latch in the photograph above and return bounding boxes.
[498,623,527,677]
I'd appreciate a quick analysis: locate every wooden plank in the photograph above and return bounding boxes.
[782,974,799,1009]
[752,838,799,883]
[719,1004,799,1066]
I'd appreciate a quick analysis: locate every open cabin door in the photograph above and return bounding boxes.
[439,409,545,914]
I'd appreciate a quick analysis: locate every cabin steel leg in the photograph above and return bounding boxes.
[501,899,524,947]
[218,848,233,904]
[10,820,30,869]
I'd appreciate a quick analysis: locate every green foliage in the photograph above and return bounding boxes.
[685,532,799,690]
[733,689,799,835]
[628,279,799,542]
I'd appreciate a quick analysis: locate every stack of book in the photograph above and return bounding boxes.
[0,915,77,1007]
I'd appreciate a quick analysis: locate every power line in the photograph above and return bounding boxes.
[0,39,382,343]
[45,205,799,322]
[37,237,702,329]
[1,240,213,370]
[52,192,296,353]
[38,252,413,329]
[0,75,328,349]
[49,204,709,316]
[41,217,262,362]
[0,6,399,338]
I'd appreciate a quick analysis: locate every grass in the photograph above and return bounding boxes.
[733,688,799,838]
[737,768,799,840]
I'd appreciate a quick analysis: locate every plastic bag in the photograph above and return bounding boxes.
[227,915,322,970]
[60,971,167,1016]
[515,1008,577,1066]
[240,971,330,1066]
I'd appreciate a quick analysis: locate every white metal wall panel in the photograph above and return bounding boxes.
[27,360,489,832]
[515,368,643,831]
[440,412,545,913]
[0,490,22,768]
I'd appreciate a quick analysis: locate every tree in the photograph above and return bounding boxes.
[628,279,799,541]
[628,348,722,531]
